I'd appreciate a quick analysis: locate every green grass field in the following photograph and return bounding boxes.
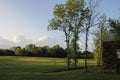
[0,56,120,80]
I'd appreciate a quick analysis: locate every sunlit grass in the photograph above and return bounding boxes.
[0,56,120,80]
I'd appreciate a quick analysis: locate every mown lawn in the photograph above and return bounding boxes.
[0,56,120,80]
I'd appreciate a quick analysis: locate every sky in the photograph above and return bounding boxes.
[0,0,120,51]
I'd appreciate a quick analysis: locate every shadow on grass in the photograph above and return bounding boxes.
[45,67,85,73]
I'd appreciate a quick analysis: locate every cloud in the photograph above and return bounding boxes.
[77,40,84,51]
[0,35,66,49]
[37,35,48,41]
[77,41,82,47]
[0,36,15,49]
[35,35,59,47]
[13,35,33,47]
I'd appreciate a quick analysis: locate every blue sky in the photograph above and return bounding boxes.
[0,0,120,51]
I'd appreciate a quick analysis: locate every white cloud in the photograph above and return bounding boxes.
[13,35,33,47]
[77,41,82,47]
[37,35,48,41]
[0,36,15,49]
[13,35,23,43]
[35,35,59,47]
[0,35,66,49]
[77,40,84,51]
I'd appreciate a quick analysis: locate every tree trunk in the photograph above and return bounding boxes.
[74,31,77,69]
[100,27,103,66]
[66,37,70,70]
[67,44,70,70]
[85,28,88,72]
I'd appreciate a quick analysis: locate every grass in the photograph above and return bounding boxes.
[0,56,120,80]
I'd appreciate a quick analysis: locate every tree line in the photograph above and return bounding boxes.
[0,44,93,59]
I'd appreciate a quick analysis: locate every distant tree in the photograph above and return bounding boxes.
[51,45,66,58]
[10,47,16,51]
[81,51,94,59]
[34,47,42,57]
[25,44,37,56]
[41,46,50,57]
[5,49,15,56]
[0,44,67,58]
[14,46,22,56]
[0,49,4,56]
[20,48,29,56]
[0,49,15,56]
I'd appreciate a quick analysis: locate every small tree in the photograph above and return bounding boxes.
[93,14,108,66]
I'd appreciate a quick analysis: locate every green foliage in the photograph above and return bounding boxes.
[108,18,120,41]
[80,51,94,59]
[14,46,22,56]
[50,45,66,58]
[93,14,108,65]
[0,49,15,56]
[0,44,67,58]
[48,0,86,69]
[20,48,29,56]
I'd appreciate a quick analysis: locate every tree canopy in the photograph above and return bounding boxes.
[48,0,87,69]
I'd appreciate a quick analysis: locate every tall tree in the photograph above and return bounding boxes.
[65,0,86,69]
[84,0,101,72]
[48,0,86,69]
[93,14,108,66]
